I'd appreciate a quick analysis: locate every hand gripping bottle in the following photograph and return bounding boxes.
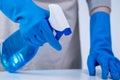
[0,4,72,73]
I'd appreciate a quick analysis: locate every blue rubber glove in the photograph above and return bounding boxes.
[87,12,120,80]
[0,0,61,50]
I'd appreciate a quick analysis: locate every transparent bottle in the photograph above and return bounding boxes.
[0,30,38,72]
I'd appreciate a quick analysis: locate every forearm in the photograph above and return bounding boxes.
[86,0,111,15]
[91,6,110,15]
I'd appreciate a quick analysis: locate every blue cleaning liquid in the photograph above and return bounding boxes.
[0,30,38,72]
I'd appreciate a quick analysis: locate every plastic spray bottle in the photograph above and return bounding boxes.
[0,4,71,72]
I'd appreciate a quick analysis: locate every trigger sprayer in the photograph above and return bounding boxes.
[49,4,72,40]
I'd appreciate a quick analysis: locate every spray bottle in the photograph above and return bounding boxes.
[0,4,72,72]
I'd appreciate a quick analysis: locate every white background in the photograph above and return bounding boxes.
[79,0,120,69]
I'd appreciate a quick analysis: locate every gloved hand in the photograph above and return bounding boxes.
[0,0,61,50]
[87,12,120,80]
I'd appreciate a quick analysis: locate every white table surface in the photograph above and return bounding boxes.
[0,69,112,80]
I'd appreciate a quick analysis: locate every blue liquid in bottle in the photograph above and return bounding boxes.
[0,30,39,72]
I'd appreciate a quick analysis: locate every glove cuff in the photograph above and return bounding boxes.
[91,11,110,19]
[90,11,113,55]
